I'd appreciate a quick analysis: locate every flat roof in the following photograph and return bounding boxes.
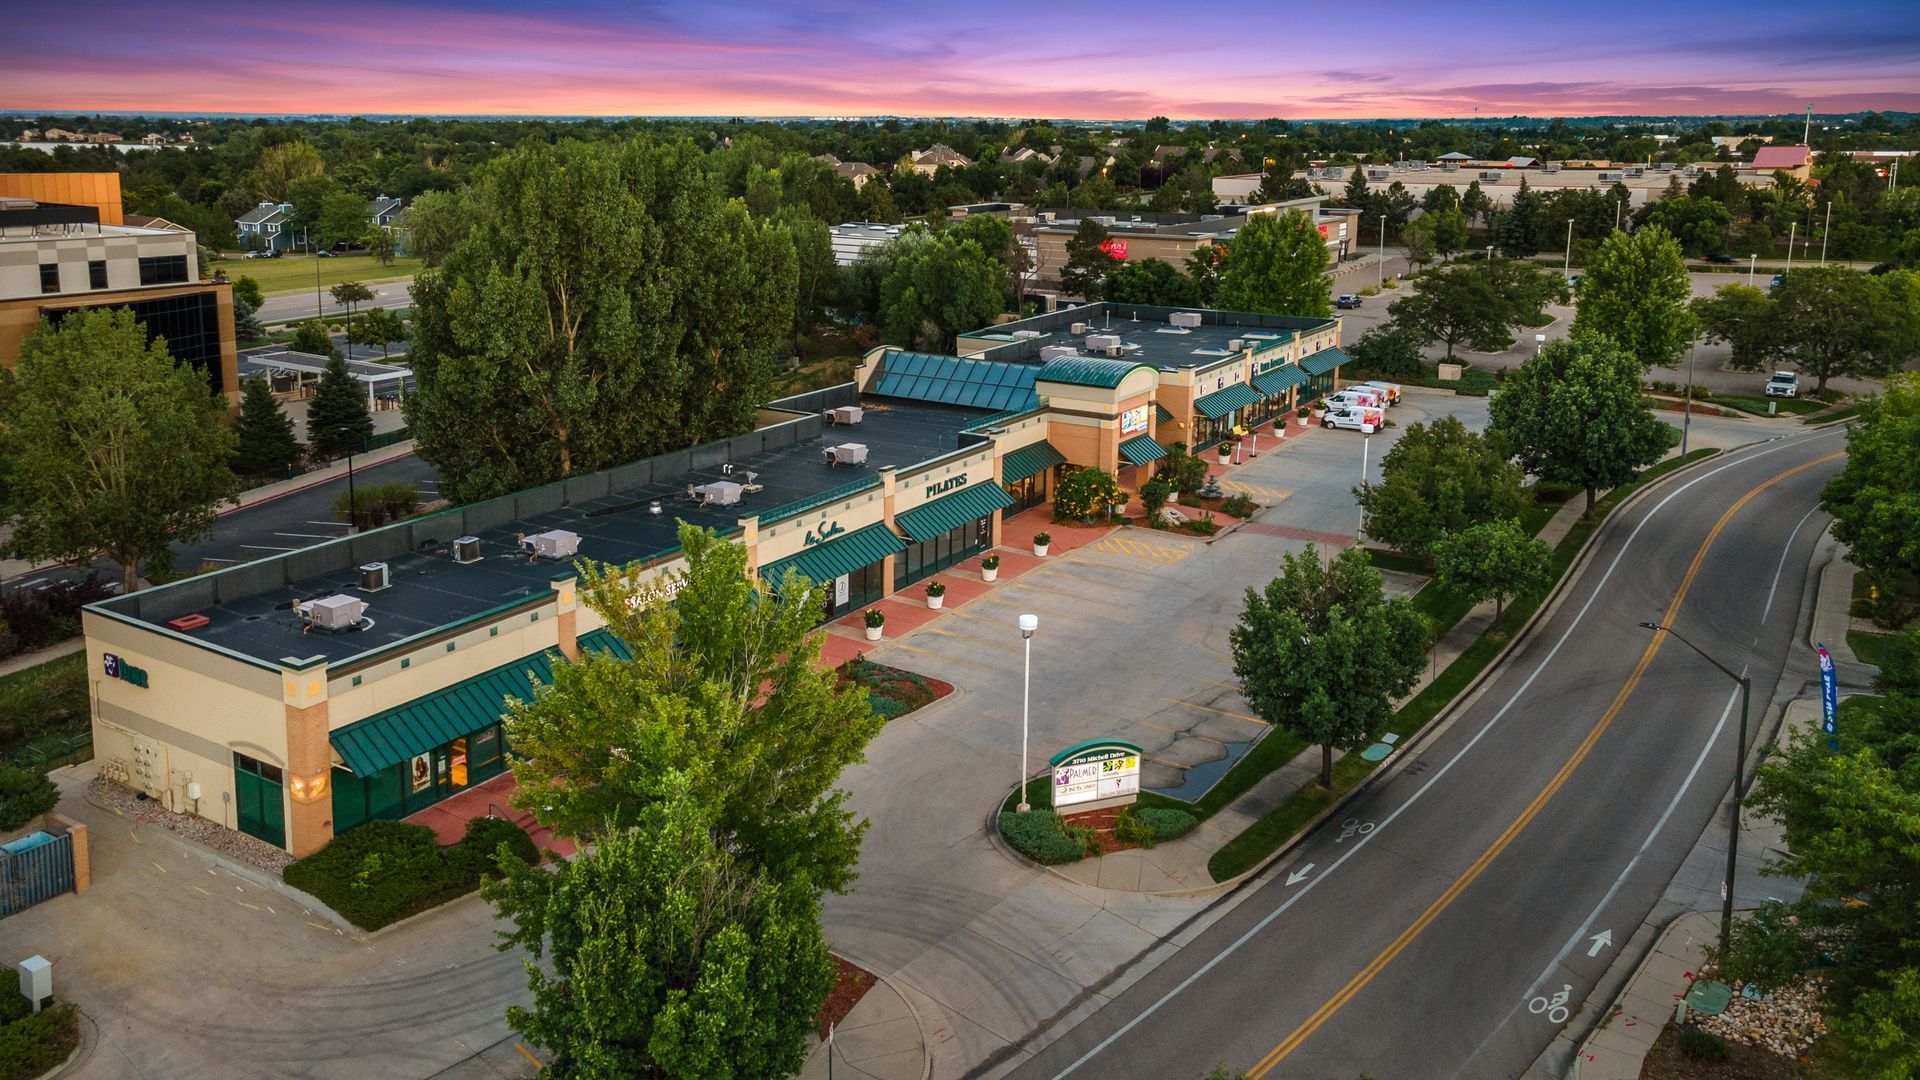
[102,395,986,667]
[961,303,1337,372]
[239,350,411,384]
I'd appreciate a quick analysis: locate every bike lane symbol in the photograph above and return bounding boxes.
[1529,984,1572,1025]
[1334,818,1375,843]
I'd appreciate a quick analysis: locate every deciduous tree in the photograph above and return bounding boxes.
[1059,217,1119,300]
[1488,331,1673,514]
[1230,545,1429,788]
[1766,266,1910,393]
[361,227,397,267]
[1354,416,1529,558]
[0,309,236,590]
[1691,282,1774,370]
[1571,225,1697,370]
[1216,209,1332,318]
[879,234,1004,353]
[1432,518,1551,622]
[1822,373,1920,587]
[329,280,373,319]
[1386,263,1508,359]
[291,317,339,359]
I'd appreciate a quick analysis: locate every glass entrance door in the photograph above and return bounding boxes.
[435,738,470,796]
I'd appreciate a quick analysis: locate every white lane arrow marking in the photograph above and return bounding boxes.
[1286,863,1315,886]
[1587,930,1613,957]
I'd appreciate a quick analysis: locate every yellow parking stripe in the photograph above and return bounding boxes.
[1087,536,1194,564]
[1154,695,1270,727]
[1221,479,1291,501]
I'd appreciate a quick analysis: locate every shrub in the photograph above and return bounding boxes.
[453,815,538,875]
[1061,817,1102,857]
[0,576,113,658]
[1113,806,1159,848]
[1139,807,1199,840]
[981,554,1000,571]
[0,657,90,763]
[1220,494,1257,518]
[0,764,58,831]
[862,607,885,629]
[283,818,522,931]
[1181,516,1218,537]
[1141,477,1172,524]
[924,580,946,597]
[0,1002,79,1079]
[998,810,1083,864]
[1033,531,1052,546]
[1054,467,1127,521]
[1675,1026,1728,1061]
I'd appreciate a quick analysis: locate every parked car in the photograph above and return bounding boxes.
[1764,371,1799,398]
[1354,380,1402,405]
[1322,406,1384,434]
[1326,388,1388,411]
[315,249,335,258]
[1770,274,1784,290]
[1705,252,1735,264]
[1336,294,1362,309]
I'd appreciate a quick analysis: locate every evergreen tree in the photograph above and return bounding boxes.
[230,376,303,479]
[1059,217,1118,300]
[1339,167,1370,210]
[232,296,264,341]
[306,354,373,460]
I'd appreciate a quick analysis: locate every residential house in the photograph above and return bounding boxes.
[87,133,122,144]
[910,143,972,176]
[236,201,295,252]
[1001,147,1056,166]
[124,214,189,232]
[367,195,405,231]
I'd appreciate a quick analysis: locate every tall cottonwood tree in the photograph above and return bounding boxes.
[406,139,797,503]
[1216,209,1333,318]
[0,310,236,590]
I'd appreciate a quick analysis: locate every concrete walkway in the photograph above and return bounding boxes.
[797,973,931,1080]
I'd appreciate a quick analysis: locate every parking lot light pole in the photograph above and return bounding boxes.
[339,426,360,534]
[1748,254,1757,287]
[1563,218,1574,278]
[1785,222,1795,275]
[1681,343,1697,456]
[1377,215,1387,292]
[1819,200,1832,266]
[1017,614,1038,812]
[1639,620,1751,959]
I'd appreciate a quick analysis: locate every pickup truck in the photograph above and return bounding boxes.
[1764,371,1799,398]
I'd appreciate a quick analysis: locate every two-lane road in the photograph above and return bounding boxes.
[1007,428,1846,1079]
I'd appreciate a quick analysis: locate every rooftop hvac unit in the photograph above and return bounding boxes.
[1011,329,1042,339]
[1169,311,1204,328]
[528,529,581,560]
[1228,338,1245,351]
[452,535,482,564]
[1039,345,1078,361]
[1041,211,1056,222]
[1069,321,1088,335]
[1106,344,1125,358]
[360,562,390,592]
[301,594,367,632]
[1084,333,1121,351]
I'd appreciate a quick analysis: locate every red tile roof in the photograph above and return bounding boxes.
[1751,145,1810,170]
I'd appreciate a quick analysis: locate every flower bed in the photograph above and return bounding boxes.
[816,956,877,1040]
[839,655,952,721]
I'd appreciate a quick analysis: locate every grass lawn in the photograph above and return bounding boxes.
[0,652,92,769]
[1846,630,1897,670]
[1713,395,1827,417]
[216,253,421,297]
[1205,447,1723,881]
[1801,401,1868,425]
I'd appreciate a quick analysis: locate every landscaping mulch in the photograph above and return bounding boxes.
[89,774,294,875]
[1059,806,1144,855]
[838,656,953,721]
[816,955,877,1040]
[1637,1021,1836,1080]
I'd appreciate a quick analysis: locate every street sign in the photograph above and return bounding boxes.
[1817,642,1838,742]
[1050,739,1142,810]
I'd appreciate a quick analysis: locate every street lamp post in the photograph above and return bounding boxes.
[1785,222,1796,275]
[1563,218,1574,279]
[1638,621,1752,959]
[308,227,322,318]
[1681,343,1696,456]
[340,426,361,534]
[1377,214,1387,292]
[1016,613,1039,812]
[1748,254,1757,287]
[1819,200,1832,266]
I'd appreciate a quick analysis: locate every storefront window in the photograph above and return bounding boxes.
[1004,470,1050,513]
[899,517,990,587]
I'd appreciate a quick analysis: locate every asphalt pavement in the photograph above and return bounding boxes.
[255,278,413,326]
[174,454,441,568]
[1005,425,1848,1079]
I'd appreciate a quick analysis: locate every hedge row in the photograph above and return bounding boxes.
[284,816,537,931]
[0,1000,78,1080]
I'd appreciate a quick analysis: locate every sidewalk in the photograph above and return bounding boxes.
[797,972,930,1080]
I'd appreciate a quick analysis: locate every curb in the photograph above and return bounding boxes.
[1568,911,1701,1080]
[218,443,418,517]
[29,1003,92,1080]
[804,958,935,1080]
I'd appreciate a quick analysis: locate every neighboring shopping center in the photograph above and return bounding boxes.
[82,302,1346,858]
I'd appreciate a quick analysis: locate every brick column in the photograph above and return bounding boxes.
[280,658,333,858]
[879,468,899,597]
[47,812,89,895]
[551,575,580,661]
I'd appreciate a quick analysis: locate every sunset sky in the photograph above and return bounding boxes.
[10,0,1920,119]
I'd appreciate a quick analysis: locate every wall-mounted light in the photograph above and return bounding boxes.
[288,771,329,803]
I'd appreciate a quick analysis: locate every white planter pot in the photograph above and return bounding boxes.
[1297,415,1311,427]
[1034,543,1050,557]
[864,625,883,641]
[927,594,944,609]
[982,567,999,582]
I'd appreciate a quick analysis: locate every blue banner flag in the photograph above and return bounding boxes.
[1817,643,1838,740]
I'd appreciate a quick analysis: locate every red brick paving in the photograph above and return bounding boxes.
[404,771,576,859]
[999,503,1114,556]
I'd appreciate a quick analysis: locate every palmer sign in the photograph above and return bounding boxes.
[1050,738,1142,810]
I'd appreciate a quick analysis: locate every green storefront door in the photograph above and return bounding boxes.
[234,754,286,847]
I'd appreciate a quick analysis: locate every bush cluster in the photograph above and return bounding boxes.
[997,811,1084,865]
[0,1000,79,1080]
[1137,807,1199,841]
[842,655,938,721]
[0,576,114,660]
[329,481,420,529]
[283,816,535,930]
[0,764,58,831]
[1219,494,1257,519]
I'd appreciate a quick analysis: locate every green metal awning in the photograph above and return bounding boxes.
[1300,347,1348,377]
[330,631,628,777]
[761,522,905,588]
[1000,441,1066,484]
[896,482,1016,541]
[1155,402,1174,423]
[1119,433,1169,467]
[1193,382,1263,419]
[1253,364,1309,396]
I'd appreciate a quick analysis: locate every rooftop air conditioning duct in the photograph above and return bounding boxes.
[1084,333,1121,351]
[360,562,390,592]
[1070,322,1088,335]
[1039,345,1078,361]
[529,530,581,559]
[1011,329,1042,339]
[452,536,482,564]
[1229,339,1245,351]
[301,594,367,632]
[1169,311,1204,328]
[1107,344,1125,358]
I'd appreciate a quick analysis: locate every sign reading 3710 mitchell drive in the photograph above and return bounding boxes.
[1050,739,1142,810]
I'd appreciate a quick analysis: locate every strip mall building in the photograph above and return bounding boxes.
[83,303,1345,857]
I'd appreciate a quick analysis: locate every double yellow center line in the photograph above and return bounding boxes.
[1246,451,1840,1076]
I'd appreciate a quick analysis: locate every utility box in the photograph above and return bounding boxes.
[529,530,581,559]
[1437,363,1464,382]
[18,955,51,1012]
[304,594,367,631]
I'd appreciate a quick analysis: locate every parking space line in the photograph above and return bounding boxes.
[1131,718,1231,746]
[922,626,1022,654]
[1182,674,1246,693]
[1221,480,1291,501]
[1155,695,1269,726]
